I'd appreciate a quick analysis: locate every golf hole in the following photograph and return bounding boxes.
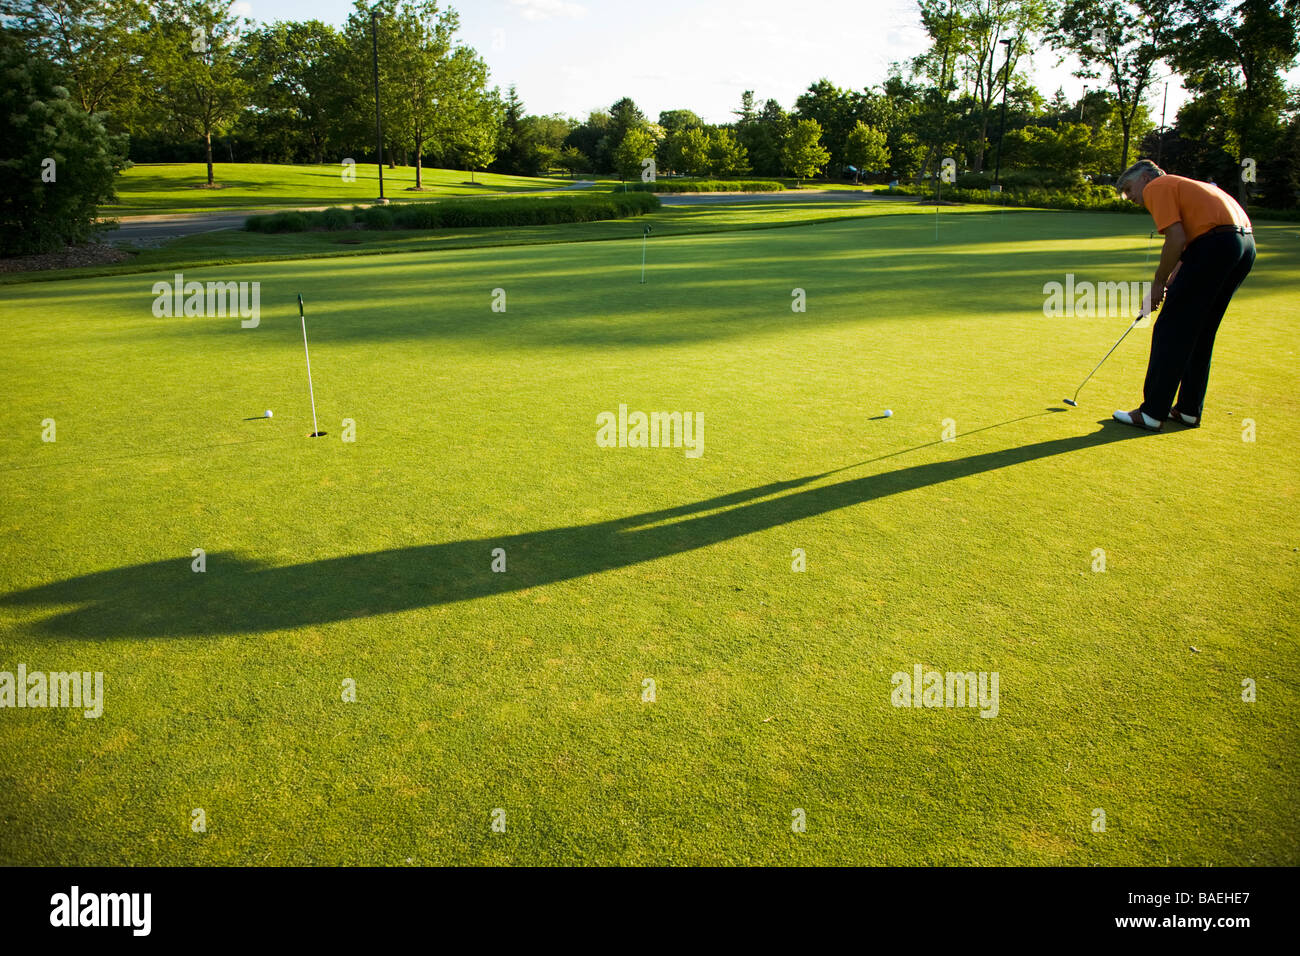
[309,431,327,438]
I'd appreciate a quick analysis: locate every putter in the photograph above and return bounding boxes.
[299,294,326,437]
[1063,307,1148,407]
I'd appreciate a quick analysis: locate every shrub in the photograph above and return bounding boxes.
[244,192,659,234]
[320,207,352,230]
[362,205,394,230]
[392,203,440,229]
[0,31,128,256]
[625,179,783,194]
[892,181,1143,214]
[255,211,311,232]
[954,167,1088,192]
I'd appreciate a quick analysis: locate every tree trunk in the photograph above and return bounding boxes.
[206,130,214,186]
[415,138,423,189]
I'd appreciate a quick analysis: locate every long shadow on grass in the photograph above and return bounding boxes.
[3,417,1139,639]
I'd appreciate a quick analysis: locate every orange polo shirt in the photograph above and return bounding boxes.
[1143,175,1252,242]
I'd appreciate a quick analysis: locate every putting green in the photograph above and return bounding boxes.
[1,210,1296,865]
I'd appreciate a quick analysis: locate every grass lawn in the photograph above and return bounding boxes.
[11,199,1004,285]
[104,162,584,216]
[0,207,1296,865]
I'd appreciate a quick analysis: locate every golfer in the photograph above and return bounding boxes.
[1111,159,1255,431]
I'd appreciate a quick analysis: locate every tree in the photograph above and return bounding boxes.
[494,84,527,173]
[499,111,576,176]
[457,114,498,182]
[706,128,750,176]
[0,28,128,255]
[1258,110,1300,207]
[958,0,1050,171]
[845,121,890,180]
[613,126,655,181]
[563,109,612,172]
[239,20,348,164]
[657,108,704,136]
[795,79,855,172]
[734,97,790,176]
[558,145,586,178]
[1050,0,1176,170]
[387,3,486,188]
[782,118,831,183]
[1,0,150,132]
[665,126,711,177]
[1169,0,1299,201]
[146,0,250,185]
[608,96,647,146]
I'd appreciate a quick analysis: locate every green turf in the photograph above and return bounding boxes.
[8,198,997,286]
[1,209,1296,865]
[105,162,582,216]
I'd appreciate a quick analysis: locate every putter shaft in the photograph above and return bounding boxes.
[1067,315,1143,405]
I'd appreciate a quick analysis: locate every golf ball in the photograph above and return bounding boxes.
[883,409,893,418]
[265,410,273,418]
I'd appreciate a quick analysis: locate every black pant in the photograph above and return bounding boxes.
[1140,229,1255,421]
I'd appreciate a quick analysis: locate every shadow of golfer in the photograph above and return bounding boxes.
[2,417,1133,640]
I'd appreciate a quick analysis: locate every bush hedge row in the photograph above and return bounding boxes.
[891,182,1144,213]
[245,192,660,233]
[623,179,785,193]
[894,181,1300,220]
[954,167,1089,192]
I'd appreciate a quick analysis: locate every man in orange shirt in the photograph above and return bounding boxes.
[1111,159,1255,431]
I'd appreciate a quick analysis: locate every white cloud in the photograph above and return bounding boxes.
[231,1,252,16]
[508,0,587,21]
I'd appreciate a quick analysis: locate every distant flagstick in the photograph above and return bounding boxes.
[298,294,325,437]
[640,224,652,283]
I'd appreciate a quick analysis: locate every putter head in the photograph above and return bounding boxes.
[1063,398,1078,407]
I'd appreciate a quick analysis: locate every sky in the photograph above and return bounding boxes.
[229,0,1270,126]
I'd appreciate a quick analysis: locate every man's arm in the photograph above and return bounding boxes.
[1152,222,1187,311]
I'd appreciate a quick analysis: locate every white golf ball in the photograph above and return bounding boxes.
[265,410,273,418]
[883,409,893,418]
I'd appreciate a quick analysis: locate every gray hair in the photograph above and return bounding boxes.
[1116,159,1165,195]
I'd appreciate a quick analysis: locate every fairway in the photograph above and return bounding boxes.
[1,210,1297,865]
[104,162,581,216]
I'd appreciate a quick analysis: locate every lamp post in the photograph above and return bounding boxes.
[371,7,387,204]
[1157,80,1168,165]
[992,37,1013,190]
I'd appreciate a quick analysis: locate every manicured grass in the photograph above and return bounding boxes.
[104,162,581,216]
[9,198,1004,285]
[0,211,1296,865]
